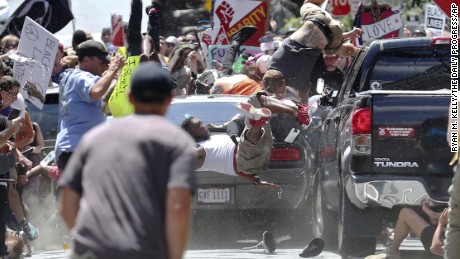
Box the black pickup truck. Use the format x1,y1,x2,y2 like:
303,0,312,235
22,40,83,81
309,37,452,258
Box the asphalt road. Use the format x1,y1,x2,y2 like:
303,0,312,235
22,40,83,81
28,210,442,259
30,243,440,259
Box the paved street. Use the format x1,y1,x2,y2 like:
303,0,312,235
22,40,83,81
30,241,439,259
23,209,443,259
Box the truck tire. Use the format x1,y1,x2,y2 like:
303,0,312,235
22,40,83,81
311,169,338,250
338,186,377,258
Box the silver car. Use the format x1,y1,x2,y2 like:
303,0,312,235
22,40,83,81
166,94,314,212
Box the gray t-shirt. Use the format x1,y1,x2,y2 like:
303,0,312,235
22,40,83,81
59,114,197,259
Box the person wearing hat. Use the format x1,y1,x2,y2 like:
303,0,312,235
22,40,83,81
59,61,196,259
268,0,361,104
55,40,125,171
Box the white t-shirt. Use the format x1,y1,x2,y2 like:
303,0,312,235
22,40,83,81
198,135,236,176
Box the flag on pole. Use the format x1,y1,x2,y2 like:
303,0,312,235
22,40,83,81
0,0,74,38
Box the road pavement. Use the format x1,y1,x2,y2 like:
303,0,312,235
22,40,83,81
29,239,440,259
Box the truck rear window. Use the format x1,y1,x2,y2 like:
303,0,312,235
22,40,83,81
368,47,450,91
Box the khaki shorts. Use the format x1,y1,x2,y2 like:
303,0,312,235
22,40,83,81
236,92,273,175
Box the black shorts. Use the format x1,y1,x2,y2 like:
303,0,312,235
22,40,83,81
420,225,437,252
268,38,321,93
57,152,73,171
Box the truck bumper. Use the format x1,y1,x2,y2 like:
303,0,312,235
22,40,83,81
352,180,446,209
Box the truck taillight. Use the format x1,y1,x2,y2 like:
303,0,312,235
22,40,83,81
352,108,372,155
431,37,451,45
352,108,372,135
270,148,301,161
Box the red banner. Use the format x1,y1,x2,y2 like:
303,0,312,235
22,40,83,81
434,0,459,17
328,0,351,16
203,0,268,47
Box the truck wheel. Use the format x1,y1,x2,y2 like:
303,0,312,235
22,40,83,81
338,187,377,258
311,170,338,249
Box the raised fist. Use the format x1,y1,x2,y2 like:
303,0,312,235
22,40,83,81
202,33,212,46
216,1,235,27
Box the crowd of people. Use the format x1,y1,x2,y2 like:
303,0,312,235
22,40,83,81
0,0,455,258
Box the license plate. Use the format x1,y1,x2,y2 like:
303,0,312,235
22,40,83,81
197,188,232,204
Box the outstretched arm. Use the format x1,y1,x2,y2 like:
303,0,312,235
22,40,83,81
334,42,359,57
236,172,279,189
166,188,192,259
60,187,81,230
343,28,362,40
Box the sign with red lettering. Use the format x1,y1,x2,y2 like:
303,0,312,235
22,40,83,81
378,127,415,138
327,0,351,16
200,0,268,47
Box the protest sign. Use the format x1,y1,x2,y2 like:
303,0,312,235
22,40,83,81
358,0,404,41
108,48,139,117
424,4,446,36
200,0,268,48
207,45,261,68
13,16,58,109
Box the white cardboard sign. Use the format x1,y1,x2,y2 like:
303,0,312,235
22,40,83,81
424,4,446,36
361,13,403,41
13,16,59,109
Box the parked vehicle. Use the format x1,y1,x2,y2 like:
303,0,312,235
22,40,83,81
28,85,59,147
310,37,452,257
166,94,315,212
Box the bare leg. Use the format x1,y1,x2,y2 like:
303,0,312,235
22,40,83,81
8,186,25,223
388,208,430,255
257,94,298,116
244,126,263,145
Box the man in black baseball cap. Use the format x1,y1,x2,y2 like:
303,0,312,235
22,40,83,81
129,61,176,106
55,40,125,172
59,59,196,259
77,40,111,65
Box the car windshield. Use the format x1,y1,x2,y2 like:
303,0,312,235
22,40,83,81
368,47,451,91
166,101,241,127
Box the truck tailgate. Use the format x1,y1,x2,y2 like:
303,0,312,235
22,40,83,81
372,93,451,175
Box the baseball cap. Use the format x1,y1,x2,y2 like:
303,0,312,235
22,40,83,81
165,36,180,46
130,62,177,102
77,40,110,64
